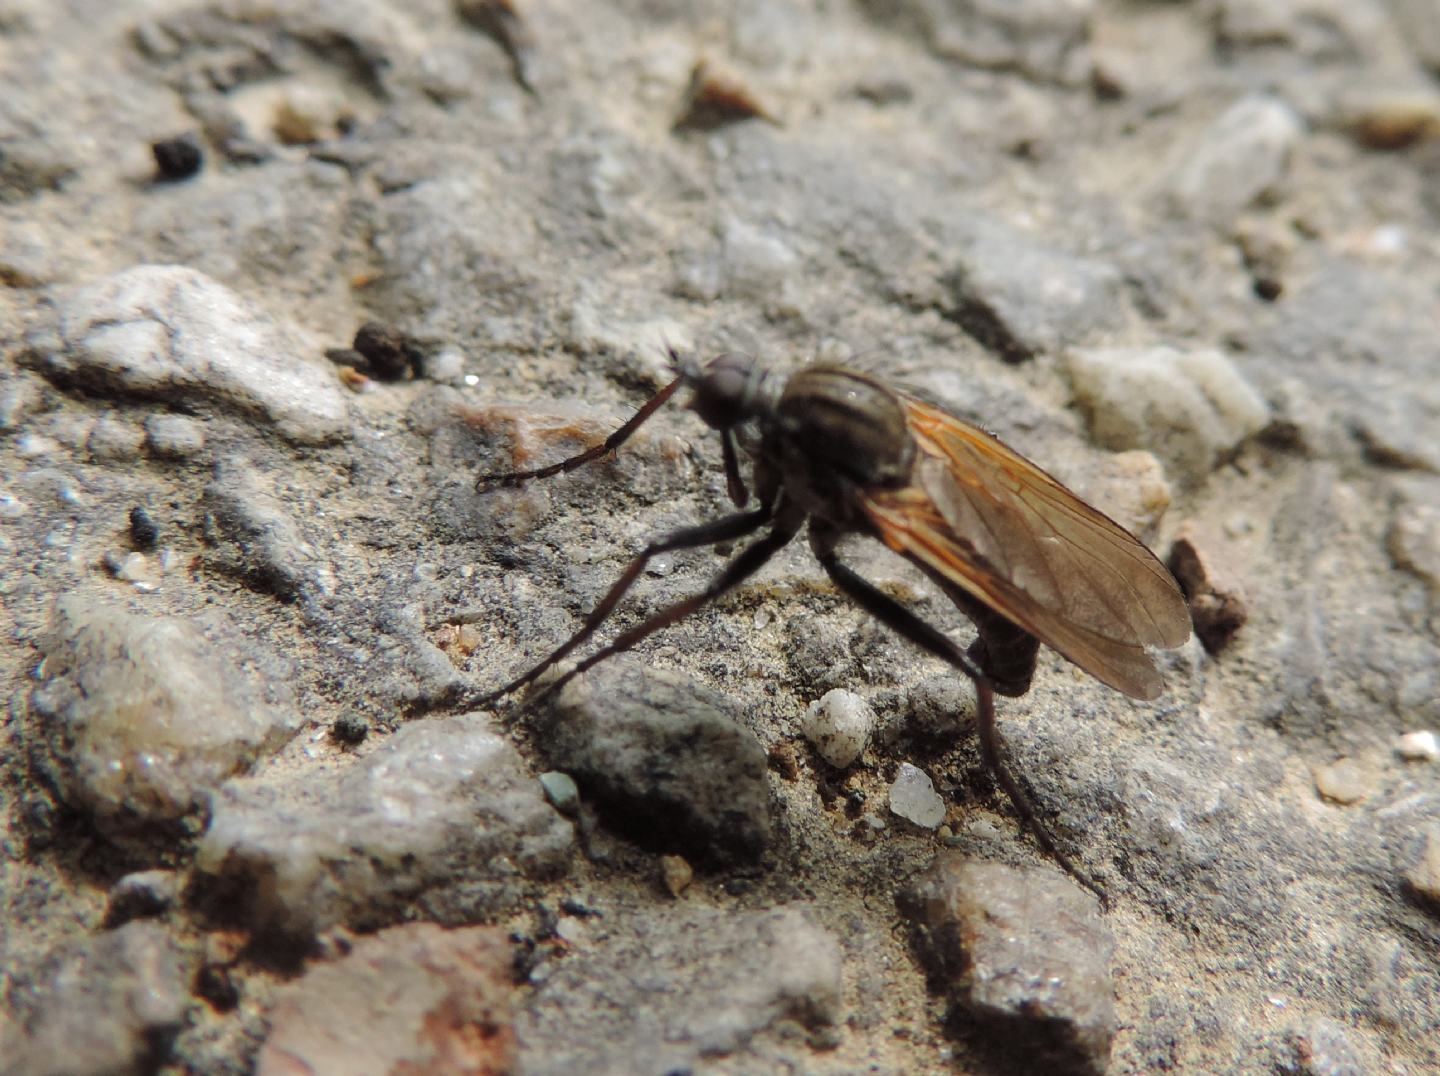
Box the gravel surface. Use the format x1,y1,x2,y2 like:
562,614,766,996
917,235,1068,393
3,1,1439,1073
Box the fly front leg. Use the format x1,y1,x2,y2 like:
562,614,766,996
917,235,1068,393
808,524,1106,903
477,377,683,489
476,502,776,706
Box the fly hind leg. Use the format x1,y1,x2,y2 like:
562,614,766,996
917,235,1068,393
809,524,1106,904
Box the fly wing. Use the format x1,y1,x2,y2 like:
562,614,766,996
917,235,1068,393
859,396,1192,700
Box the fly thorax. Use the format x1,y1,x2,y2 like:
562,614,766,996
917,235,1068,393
769,367,915,512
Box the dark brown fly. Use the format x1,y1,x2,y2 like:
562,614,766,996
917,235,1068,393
474,351,1192,899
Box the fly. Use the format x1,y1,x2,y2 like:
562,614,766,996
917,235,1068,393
474,350,1193,899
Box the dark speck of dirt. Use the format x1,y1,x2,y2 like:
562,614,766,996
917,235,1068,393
129,505,159,550
331,712,370,746
151,135,203,181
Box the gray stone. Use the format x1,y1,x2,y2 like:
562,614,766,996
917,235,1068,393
539,770,580,817
518,904,842,1075
541,658,773,864
0,377,44,433
1218,0,1414,64
1403,827,1440,907
907,675,974,742
906,856,1115,1074
27,593,302,839
1066,346,1271,482
861,0,1096,85
941,218,1127,362
674,216,801,313
1281,1018,1374,1076
196,713,574,936
1162,95,1304,225
1388,480,1440,590
0,101,79,203
38,264,349,444
1389,0,1440,71
132,159,353,289
1118,750,1232,868
202,456,331,602
1,922,193,1076
85,416,145,461
143,413,207,458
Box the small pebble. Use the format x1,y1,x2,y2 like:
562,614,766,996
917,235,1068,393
144,414,207,459
675,58,775,131
1404,829,1440,907
152,134,203,181
1396,731,1439,762
1313,758,1373,805
104,551,161,591
661,854,694,898
87,417,145,461
352,321,421,381
17,433,60,459
554,916,587,945
1339,89,1440,151
434,622,481,660
889,763,946,829
538,771,580,817
105,870,180,926
129,506,159,550
800,689,876,769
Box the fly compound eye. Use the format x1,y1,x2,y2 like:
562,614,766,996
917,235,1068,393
688,352,759,430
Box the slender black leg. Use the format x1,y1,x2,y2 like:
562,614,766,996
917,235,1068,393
721,429,749,508
812,532,1107,903
530,507,805,704
477,377,684,489
476,504,775,706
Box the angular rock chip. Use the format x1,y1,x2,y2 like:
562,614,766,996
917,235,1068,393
1,922,194,1076
1388,480,1440,591
202,456,330,602
862,0,1096,86
1066,346,1270,482
1404,828,1440,909
28,594,302,840
906,856,1115,1075
144,413,207,459
889,763,946,829
257,923,517,1076
518,904,842,1074
37,264,348,444
197,713,573,937
541,658,773,864
1168,523,1249,653
1162,95,1303,225
942,219,1126,363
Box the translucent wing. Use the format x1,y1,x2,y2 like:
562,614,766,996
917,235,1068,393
859,396,1191,700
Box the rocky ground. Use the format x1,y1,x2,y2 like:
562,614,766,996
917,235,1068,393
3,1,1440,1073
